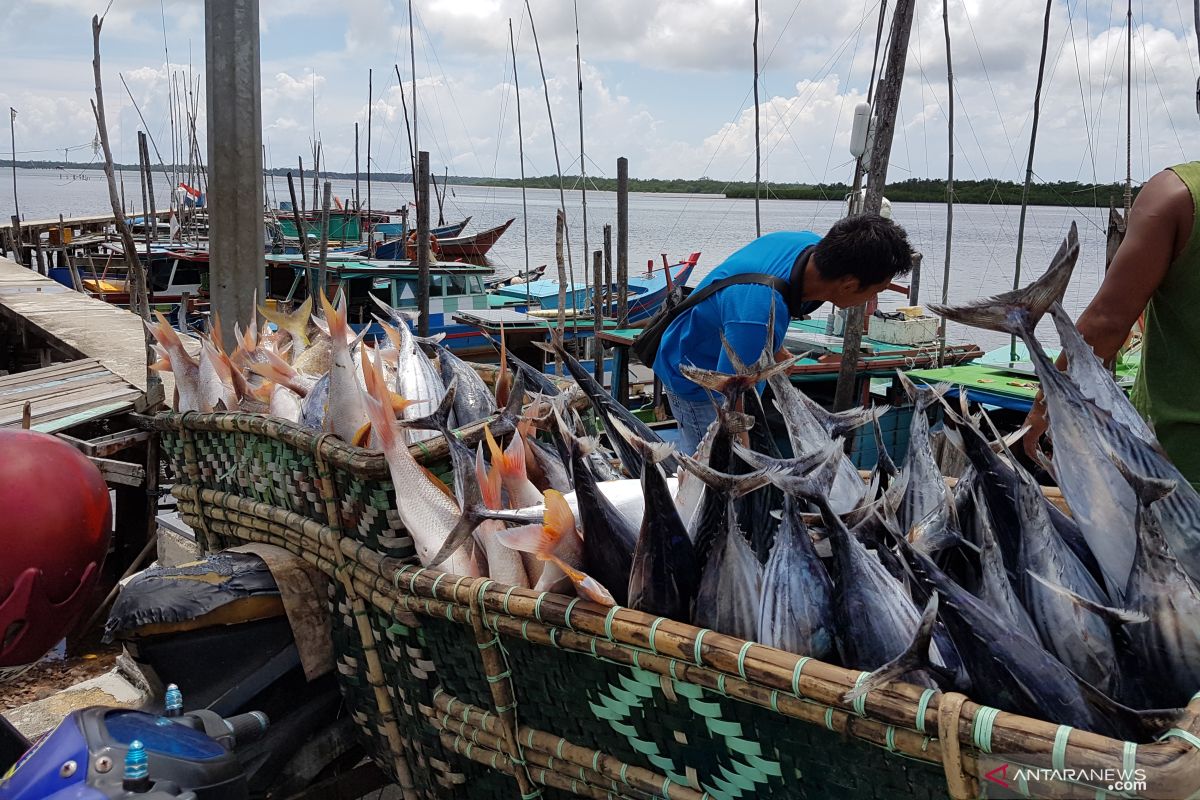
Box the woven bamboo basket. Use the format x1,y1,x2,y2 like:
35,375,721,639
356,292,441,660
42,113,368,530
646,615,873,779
148,408,1200,800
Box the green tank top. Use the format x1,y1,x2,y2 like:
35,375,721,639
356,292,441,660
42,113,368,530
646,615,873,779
1130,161,1200,488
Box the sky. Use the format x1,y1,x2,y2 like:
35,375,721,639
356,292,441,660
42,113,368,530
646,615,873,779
1,0,1198,188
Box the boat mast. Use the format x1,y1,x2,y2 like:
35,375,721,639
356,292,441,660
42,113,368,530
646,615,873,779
1124,0,1133,216
937,0,955,367
510,18,532,310
409,0,418,208
1009,0,1053,364
392,64,418,211
526,0,576,314
833,0,917,411
574,1,589,307
753,0,762,237
366,68,373,255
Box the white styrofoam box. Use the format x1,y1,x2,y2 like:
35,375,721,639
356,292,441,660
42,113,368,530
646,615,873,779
868,313,939,346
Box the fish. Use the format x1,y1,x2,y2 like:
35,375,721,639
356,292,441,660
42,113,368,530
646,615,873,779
377,314,444,444
757,494,836,660
894,373,952,535
693,499,762,640
473,445,531,589
319,291,371,445
198,336,239,412
550,334,679,479
552,408,637,605
864,536,1178,742
422,339,497,426
617,420,700,621
969,483,1040,643
358,346,482,576
259,295,313,358
292,335,332,376
300,373,330,431
498,490,615,605
1113,458,1200,708
485,424,544,509
145,310,202,412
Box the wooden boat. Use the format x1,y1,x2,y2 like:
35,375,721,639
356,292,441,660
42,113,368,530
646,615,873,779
485,264,547,288
370,218,513,261
79,246,210,305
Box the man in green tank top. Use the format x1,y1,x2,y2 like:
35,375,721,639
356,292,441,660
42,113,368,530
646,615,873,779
1024,162,1200,488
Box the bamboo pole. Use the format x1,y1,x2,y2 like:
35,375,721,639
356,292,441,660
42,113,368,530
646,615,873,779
90,13,153,376
408,1,417,178
137,131,154,312
1009,0,1053,363
753,0,762,238
366,69,373,255
526,0,576,312
937,0,955,367
286,171,309,262
141,130,157,242
592,249,603,381
509,19,533,311
833,0,916,411
555,210,566,375
603,223,613,317
318,181,331,298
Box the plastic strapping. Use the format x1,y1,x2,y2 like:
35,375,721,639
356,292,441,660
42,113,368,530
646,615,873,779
647,617,665,654
1122,741,1137,776
972,706,1000,754
1160,728,1200,750
563,597,580,628
503,585,518,615
534,592,548,622
604,606,620,640
736,641,753,680
851,672,870,717
824,707,835,731
694,629,710,665
791,656,811,696
661,776,672,798
915,688,936,734
885,726,897,752
1052,725,1072,772
429,572,447,597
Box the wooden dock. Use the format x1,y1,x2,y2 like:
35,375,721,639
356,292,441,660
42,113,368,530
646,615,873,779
0,256,184,411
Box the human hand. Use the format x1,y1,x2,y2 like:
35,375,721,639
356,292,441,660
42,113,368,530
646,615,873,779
1022,395,1050,461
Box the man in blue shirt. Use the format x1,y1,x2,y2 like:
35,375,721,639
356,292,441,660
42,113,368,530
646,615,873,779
653,214,914,454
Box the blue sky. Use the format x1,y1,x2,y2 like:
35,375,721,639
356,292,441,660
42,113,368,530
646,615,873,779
1,0,1198,186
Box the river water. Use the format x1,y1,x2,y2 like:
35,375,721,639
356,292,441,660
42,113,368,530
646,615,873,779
6,168,1113,350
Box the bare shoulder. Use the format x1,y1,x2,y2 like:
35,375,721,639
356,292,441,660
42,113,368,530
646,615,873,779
1131,168,1194,259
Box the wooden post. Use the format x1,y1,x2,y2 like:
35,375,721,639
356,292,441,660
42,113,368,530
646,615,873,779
60,215,83,292
616,156,629,323
603,223,612,316
554,210,566,375
298,156,306,223
286,171,309,262
592,249,603,381
141,132,157,242
416,150,431,337
833,0,916,411
33,233,45,275
10,215,23,266
318,181,331,298
137,131,153,306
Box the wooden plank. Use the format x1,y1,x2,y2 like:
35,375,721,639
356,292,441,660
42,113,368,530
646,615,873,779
0,362,109,390
57,428,151,458
0,372,126,405
0,375,128,412
88,456,146,487
0,385,142,427
32,401,138,434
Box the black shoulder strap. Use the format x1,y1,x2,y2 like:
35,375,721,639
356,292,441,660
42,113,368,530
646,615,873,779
671,272,789,316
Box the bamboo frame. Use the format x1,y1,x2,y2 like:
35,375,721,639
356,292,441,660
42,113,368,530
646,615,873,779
162,409,1200,800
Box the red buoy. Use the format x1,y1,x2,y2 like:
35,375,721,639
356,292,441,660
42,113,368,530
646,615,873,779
0,429,111,666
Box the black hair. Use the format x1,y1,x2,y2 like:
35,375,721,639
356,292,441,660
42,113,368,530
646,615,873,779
813,213,914,288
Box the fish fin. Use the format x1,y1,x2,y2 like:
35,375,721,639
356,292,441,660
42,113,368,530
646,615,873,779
677,453,771,498
209,310,225,354
394,378,457,432
493,523,549,555
477,444,503,510
248,349,308,396
1109,452,1177,507
351,422,373,448
929,222,1079,334
872,414,897,479
483,423,504,464
542,490,575,554
318,290,347,343
498,425,530,482
549,556,617,606
359,347,399,452
250,381,274,404
149,344,172,372
844,593,942,704
718,330,749,374
1025,570,1148,624
608,416,676,466
679,358,793,399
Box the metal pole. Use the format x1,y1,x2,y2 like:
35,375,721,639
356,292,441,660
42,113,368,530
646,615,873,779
417,150,431,337
366,68,373,254
204,0,264,346
8,108,18,223
937,0,955,367
753,0,762,237
510,19,532,310
1009,0,1053,363
354,122,361,241
409,1,418,173
616,157,629,323
833,0,916,411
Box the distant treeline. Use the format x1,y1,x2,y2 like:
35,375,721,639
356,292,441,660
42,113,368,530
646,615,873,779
6,161,1136,207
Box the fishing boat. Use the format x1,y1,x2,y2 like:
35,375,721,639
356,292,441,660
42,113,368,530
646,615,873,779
485,263,546,288
369,218,514,260
76,245,210,305
491,252,699,324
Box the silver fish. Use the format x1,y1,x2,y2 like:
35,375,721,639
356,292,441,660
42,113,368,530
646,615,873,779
757,494,836,660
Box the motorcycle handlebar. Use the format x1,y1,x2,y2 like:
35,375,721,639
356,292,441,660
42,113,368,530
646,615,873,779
221,711,270,747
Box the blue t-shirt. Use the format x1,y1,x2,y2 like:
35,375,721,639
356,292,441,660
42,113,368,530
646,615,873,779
654,231,824,402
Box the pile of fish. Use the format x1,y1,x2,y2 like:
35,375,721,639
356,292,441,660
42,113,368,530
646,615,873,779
151,227,1200,742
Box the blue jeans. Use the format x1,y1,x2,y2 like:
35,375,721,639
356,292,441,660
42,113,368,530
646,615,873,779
667,390,719,457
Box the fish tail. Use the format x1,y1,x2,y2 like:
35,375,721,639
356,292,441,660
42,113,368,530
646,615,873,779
477,444,503,510
499,425,530,481
608,416,676,466
1109,452,1177,508
549,555,617,606
1026,570,1148,624
844,593,942,705
259,296,312,346
678,452,771,498
359,347,399,451
318,290,348,344
930,221,1079,334
395,378,456,436
147,309,186,353
680,358,793,397
248,350,307,397
209,311,226,354
149,344,172,372
542,490,574,555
